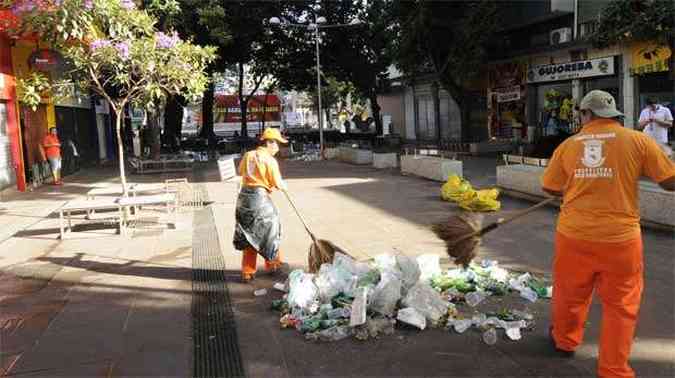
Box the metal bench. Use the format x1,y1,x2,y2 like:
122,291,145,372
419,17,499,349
117,193,178,235
59,198,122,239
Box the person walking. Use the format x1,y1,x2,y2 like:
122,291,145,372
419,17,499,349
233,128,288,282
42,127,63,185
541,90,675,378
638,97,673,157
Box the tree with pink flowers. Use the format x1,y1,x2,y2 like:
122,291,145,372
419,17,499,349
4,0,216,194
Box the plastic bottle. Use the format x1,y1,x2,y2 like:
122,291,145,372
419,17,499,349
482,327,497,345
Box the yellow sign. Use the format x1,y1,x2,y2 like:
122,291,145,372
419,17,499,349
629,42,671,76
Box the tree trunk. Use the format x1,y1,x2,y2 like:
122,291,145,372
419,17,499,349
114,108,128,197
325,107,333,128
370,92,383,135
238,62,248,137
149,111,161,160
164,96,184,152
458,96,472,142
200,81,215,139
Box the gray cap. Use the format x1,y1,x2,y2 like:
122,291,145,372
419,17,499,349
578,90,623,118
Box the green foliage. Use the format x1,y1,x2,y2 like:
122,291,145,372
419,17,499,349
15,73,51,111
590,0,674,47
9,0,216,113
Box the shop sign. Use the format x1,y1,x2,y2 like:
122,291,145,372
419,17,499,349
629,42,671,76
527,57,615,83
495,86,521,103
28,49,63,72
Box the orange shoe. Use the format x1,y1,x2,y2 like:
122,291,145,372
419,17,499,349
241,273,255,283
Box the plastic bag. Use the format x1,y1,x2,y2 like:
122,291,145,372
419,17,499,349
334,252,371,279
350,287,369,326
401,283,449,324
314,263,357,301
287,270,319,311
417,254,441,283
395,254,421,294
374,254,398,272
441,175,473,202
458,188,501,212
397,307,426,330
368,269,402,316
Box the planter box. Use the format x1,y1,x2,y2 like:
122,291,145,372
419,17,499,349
373,153,398,169
400,155,463,182
497,164,675,228
324,147,340,160
338,147,373,165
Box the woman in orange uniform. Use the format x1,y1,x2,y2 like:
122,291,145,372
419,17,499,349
233,128,288,282
542,90,675,378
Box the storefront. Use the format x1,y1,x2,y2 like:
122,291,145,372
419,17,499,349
629,42,673,142
488,62,528,141
527,55,621,140
55,83,98,175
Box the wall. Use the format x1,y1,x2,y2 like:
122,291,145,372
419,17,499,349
0,35,24,190
377,91,404,136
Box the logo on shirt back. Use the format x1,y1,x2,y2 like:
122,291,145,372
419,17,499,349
581,140,606,168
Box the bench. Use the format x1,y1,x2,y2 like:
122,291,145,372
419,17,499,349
117,193,178,235
59,198,122,239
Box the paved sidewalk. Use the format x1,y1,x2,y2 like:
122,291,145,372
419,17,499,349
214,158,674,378
0,168,196,377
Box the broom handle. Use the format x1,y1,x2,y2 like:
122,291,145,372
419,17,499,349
282,189,318,243
454,197,557,244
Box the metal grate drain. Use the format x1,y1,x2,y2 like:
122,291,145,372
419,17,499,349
192,208,245,378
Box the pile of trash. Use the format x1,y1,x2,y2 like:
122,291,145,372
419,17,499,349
270,252,552,344
441,175,501,212
290,151,322,161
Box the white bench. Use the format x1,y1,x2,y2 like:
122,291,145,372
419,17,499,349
117,193,178,235
59,198,122,239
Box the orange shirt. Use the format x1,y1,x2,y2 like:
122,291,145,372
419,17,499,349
542,118,675,242
42,134,61,158
239,147,284,192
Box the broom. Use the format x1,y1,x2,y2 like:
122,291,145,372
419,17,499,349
282,190,351,273
432,197,557,267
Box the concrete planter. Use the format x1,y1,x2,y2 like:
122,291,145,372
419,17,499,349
338,147,373,165
372,153,398,169
497,164,675,228
324,147,340,160
400,155,463,182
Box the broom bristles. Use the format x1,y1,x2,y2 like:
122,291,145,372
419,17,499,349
432,213,483,268
308,239,351,273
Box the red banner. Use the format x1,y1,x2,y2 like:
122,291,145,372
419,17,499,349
214,94,281,123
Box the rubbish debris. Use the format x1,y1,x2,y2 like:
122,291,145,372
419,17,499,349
482,327,498,345
271,255,552,344
397,308,427,330
440,175,501,212
401,283,448,325
350,287,369,327
254,289,268,297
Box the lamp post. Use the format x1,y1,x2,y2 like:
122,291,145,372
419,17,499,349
269,16,361,158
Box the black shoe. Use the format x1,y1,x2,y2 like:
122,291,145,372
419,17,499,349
549,326,575,358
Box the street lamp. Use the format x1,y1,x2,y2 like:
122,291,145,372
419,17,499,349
269,15,362,158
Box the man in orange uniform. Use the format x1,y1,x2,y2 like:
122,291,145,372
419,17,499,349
542,90,675,378
42,127,63,185
233,128,288,282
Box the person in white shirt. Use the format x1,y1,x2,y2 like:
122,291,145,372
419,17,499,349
639,97,672,139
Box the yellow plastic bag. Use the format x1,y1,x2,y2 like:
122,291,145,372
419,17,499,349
458,188,501,212
441,175,473,202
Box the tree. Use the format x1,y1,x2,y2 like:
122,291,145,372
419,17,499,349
319,0,397,135
9,0,215,195
196,0,286,137
590,0,674,80
395,0,499,141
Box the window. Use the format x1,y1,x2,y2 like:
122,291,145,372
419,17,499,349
415,96,436,141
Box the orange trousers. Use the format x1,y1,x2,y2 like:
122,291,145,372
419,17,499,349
552,232,643,378
241,247,282,277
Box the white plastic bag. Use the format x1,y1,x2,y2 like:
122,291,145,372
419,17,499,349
395,254,421,294
333,252,371,278
401,282,448,324
350,286,369,326
368,269,402,316
374,254,398,272
397,307,426,330
314,263,357,301
287,270,319,311
417,254,441,283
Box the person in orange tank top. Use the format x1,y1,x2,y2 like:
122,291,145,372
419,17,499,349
42,127,63,185
542,90,675,378
233,128,288,282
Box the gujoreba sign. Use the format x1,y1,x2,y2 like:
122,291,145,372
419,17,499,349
527,57,615,83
